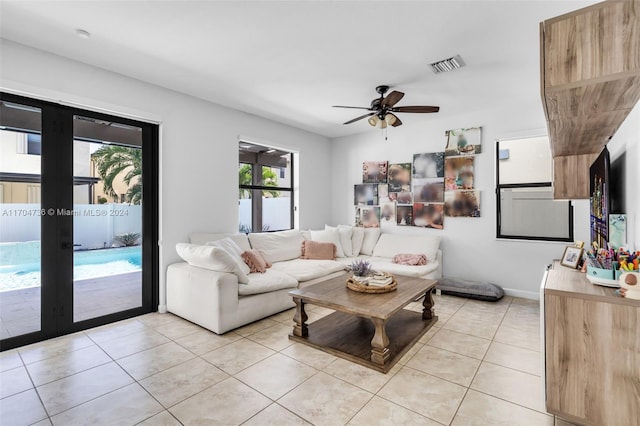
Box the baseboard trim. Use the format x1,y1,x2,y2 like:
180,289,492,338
502,288,540,300
157,304,167,313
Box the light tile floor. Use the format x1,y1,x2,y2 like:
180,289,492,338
0,294,579,425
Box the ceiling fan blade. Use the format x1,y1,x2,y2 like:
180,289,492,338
333,105,371,110
382,91,405,107
392,106,440,113
387,113,402,127
343,112,374,125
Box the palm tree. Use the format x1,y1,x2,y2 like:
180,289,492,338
91,146,142,204
239,164,280,198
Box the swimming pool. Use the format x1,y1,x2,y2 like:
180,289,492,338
0,243,142,292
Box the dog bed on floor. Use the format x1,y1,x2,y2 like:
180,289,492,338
436,277,504,301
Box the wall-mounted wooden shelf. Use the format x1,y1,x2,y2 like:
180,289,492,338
540,0,640,198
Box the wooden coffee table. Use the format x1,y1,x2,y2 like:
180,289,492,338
288,274,438,373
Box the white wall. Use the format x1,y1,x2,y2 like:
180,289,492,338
607,102,640,250
0,131,40,174
0,40,333,310
331,102,591,299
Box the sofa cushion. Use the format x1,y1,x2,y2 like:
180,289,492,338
351,227,365,256
239,270,298,296
301,240,336,260
248,229,304,264
175,243,249,284
271,259,345,282
190,232,251,251
373,233,440,262
206,237,251,275
241,249,272,273
310,228,345,258
437,277,504,301
360,228,381,255
325,225,353,258
368,257,439,278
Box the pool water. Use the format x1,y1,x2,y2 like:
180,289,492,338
0,245,142,292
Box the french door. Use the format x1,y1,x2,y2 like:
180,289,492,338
0,92,158,350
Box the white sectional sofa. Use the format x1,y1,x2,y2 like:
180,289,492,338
167,228,442,334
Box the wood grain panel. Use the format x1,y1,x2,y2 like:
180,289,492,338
543,0,640,87
289,275,436,320
546,261,640,308
289,309,437,373
553,153,598,199
545,294,640,426
541,0,640,190
544,74,640,120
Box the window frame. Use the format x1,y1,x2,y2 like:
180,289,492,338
495,141,574,242
239,144,294,233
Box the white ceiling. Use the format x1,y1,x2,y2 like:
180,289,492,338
0,0,596,138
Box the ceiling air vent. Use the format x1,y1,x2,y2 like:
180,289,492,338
429,55,465,74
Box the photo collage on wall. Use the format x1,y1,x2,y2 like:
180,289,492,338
443,127,481,218
353,127,482,229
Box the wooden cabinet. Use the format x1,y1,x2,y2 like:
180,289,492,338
552,153,598,199
540,0,640,199
542,262,640,426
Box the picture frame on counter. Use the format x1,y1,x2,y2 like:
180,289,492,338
561,245,583,269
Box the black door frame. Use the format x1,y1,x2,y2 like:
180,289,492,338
0,92,159,351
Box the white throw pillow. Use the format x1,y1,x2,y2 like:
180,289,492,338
360,228,381,255
325,225,353,258
205,238,251,275
310,228,344,257
175,243,249,284
372,233,441,261
300,230,312,241
248,229,304,264
351,227,365,257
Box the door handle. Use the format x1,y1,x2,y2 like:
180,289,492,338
61,242,73,249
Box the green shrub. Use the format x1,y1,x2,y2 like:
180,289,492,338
114,232,141,246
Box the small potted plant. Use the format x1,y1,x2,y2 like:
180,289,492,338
349,259,372,278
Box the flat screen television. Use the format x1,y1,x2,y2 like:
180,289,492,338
590,147,610,248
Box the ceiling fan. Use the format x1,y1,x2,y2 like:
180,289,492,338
333,85,440,128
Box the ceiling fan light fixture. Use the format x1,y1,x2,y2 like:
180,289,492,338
379,120,387,129
368,115,379,127
384,114,397,126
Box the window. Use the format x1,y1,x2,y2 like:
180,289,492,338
496,136,573,241
16,133,42,155
27,134,42,155
239,142,294,233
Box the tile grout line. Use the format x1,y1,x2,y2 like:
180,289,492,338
9,299,544,426
445,296,515,425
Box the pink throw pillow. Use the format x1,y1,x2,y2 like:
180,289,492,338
301,240,336,260
241,249,272,273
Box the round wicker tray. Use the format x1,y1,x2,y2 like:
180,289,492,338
346,273,397,294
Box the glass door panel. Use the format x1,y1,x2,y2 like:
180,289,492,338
72,116,143,322
0,102,43,339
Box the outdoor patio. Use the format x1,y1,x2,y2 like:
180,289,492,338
0,271,142,340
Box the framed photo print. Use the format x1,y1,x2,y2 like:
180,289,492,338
396,205,413,226
444,190,480,217
413,203,444,229
561,245,583,269
444,127,482,156
354,184,378,206
355,206,380,228
413,152,444,179
388,163,412,191
362,161,388,183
